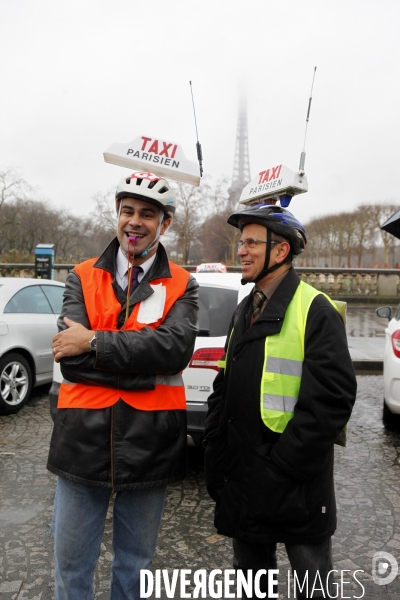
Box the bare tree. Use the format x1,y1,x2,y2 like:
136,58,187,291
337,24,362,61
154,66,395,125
361,202,399,266
0,168,31,211
199,180,241,265
304,216,335,266
336,212,355,267
168,181,211,264
352,206,373,267
91,189,117,235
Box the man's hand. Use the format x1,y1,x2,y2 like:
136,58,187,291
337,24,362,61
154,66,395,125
52,317,94,363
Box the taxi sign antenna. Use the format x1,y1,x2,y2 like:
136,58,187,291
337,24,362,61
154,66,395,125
299,66,317,174
189,81,203,177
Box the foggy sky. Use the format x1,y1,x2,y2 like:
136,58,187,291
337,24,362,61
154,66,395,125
1,0,399,226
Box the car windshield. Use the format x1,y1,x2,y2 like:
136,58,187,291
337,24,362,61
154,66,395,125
198,286,238,337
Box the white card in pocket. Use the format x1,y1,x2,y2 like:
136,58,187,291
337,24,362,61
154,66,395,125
137,284,166,324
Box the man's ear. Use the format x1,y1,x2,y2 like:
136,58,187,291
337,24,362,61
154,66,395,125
160,217,172,235
275,241,291,264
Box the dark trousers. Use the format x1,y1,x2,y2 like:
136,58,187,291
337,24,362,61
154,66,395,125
233,537,333,599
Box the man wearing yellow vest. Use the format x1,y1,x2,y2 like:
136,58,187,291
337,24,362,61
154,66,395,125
47,171,198,600
204,203,356,599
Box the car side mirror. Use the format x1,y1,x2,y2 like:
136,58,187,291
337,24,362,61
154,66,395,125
376,306,392,322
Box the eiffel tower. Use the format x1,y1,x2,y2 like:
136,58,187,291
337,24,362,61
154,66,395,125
229,99,251,203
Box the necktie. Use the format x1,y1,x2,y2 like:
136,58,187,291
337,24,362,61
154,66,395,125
125,266,143,295
252,290,266,321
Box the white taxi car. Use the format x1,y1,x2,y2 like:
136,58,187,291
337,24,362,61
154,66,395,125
376,305,400,429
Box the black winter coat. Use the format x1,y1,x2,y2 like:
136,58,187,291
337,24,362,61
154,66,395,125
47,240,199,490
204,268,357,544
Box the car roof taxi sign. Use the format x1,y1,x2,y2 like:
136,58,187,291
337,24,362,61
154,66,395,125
104,135,201,187
239,164,308,207
240,67,316,208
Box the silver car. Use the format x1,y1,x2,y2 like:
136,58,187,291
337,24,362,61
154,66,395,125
0,277,65,415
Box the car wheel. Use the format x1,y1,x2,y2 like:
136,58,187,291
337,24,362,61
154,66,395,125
382,397,400,431
0,353,33,415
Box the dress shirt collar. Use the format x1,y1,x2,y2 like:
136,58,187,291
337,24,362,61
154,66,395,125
254,268,290,302
116,247,157,288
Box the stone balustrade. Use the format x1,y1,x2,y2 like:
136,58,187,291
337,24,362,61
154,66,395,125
1,264,400,298
185,265,400,298
296,267,400,297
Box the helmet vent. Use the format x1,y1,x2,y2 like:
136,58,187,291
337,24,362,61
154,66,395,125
125,178,131,184
148,181,157,189
158,186,169,194
135,178,143,186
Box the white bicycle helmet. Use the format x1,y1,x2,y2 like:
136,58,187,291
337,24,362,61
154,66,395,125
115,171,176,217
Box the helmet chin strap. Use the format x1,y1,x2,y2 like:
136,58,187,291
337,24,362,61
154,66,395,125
241,229,285,285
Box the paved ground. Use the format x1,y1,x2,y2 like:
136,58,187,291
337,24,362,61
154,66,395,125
1,376,400,599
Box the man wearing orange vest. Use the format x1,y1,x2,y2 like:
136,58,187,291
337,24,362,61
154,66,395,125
47,171,199,600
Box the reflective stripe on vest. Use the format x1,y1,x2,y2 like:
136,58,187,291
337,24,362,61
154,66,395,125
58,259,190,411
261,281,337,433
59,374,186,411
217,329,234,372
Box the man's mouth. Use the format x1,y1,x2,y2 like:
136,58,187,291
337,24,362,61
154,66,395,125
125,232,146,240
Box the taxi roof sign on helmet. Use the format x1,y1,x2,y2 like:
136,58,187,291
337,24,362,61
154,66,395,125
239,164,308,208
104,84,204,187
239,67,317,209
228,67,316,284
104,135,201,187
115,172,176,218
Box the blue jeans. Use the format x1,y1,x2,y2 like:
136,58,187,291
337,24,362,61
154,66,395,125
233,537,333,599
51,477,167,600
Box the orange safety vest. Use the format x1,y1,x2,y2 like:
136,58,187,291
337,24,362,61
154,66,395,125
58,259,190,411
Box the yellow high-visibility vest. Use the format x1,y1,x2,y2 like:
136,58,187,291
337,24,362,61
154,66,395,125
219,281,341,434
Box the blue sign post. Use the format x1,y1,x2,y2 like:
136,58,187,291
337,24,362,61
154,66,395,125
34,244,55,279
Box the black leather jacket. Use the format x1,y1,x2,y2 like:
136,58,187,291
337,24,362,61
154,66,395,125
204,268,356,544
47,240,199,490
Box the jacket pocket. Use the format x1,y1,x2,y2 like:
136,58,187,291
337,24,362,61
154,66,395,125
249,445,309,524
